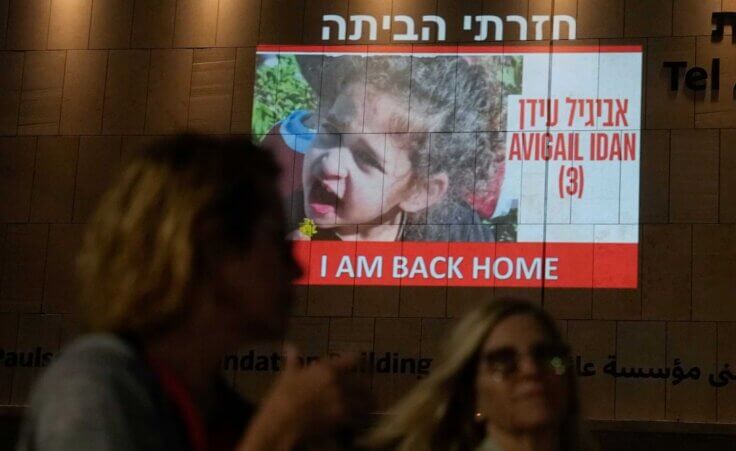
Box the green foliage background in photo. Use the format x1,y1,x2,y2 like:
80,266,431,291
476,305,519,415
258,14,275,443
252,54,317,142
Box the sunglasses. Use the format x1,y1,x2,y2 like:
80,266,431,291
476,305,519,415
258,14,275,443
481,342,570,378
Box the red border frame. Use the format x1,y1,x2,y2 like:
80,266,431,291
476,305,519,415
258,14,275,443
256,44,643,54
257,42,642,288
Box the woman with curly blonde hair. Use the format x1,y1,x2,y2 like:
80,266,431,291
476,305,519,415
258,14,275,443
18,135,364,451
366,298,591,451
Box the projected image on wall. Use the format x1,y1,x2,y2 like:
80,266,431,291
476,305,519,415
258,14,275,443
253,45,642,289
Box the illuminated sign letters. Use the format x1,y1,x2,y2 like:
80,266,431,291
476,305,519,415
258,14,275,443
321,14,577,42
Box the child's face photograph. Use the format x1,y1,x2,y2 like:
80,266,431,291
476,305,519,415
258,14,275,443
254,51,516,242
302,83,431,231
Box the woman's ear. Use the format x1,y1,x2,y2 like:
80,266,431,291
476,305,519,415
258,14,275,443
398,172,449,213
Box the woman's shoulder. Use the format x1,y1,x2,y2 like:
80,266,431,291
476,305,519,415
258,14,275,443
25,333,166,424
27,333,155,410
18,334,179,450
57,332,137,359
42,333,142,379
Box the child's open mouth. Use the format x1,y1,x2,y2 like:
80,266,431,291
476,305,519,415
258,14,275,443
309,181,340,216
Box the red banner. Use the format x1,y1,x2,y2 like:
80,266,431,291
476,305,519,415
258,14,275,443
292,241,637,289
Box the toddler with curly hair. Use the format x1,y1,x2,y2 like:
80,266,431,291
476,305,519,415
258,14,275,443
293,54,508,242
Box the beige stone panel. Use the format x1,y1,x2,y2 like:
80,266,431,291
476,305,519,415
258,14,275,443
420,318,453,359
328,316,374,387
447,287,494,318
302,0,348,44
615,321,666,420
375,317,420,356
373,317,421,408
1,224,48,303
493,287,542,304
694,37,736,128
6,0,51,50
345,0,392,44
725,0,736,35
145,49,193,134
480,0,530,41
286,316,329,356
215,0,260,46
526,0,570,15
131,0,176,48
231,47,255,134
47,0,92,49
89,0,134,49
188,48,236,134
307,285,353,316
568,320,615,419
726,0,736,19
43,224,84,314
478,0,536,37
102,50,150,135
59,313,81,347
0,137,35,223
543,288,592,320
641,225,691,321
353,286,399,317
528,0,578,41
73,136,121,223
419,319,451,381
0,0,8,49
259,0,304,44
0,299,42,314
329,317,374,353
399,286,446,318
624,0,672,37
576,0,623,38
173,0,218,48
391,0,438,42
232,340,281,402
0,312,19,404
526,0,577,41
665,321,717,421
290,284,307,316
592,288,641,320
121,135,160,163
722,130,736,223
18,51,66,135
692,225,736,321
372,371,419,410
393,0,437,17
30,137,78,222
716,323,736,421
556,319,568,340
437,0,482,43
673,0,721,36
0,224,4,288
669,129,718,223
639,130,670,224
10,314,62,404
0,52,23,135
645,37,695,129
60,50,107,135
